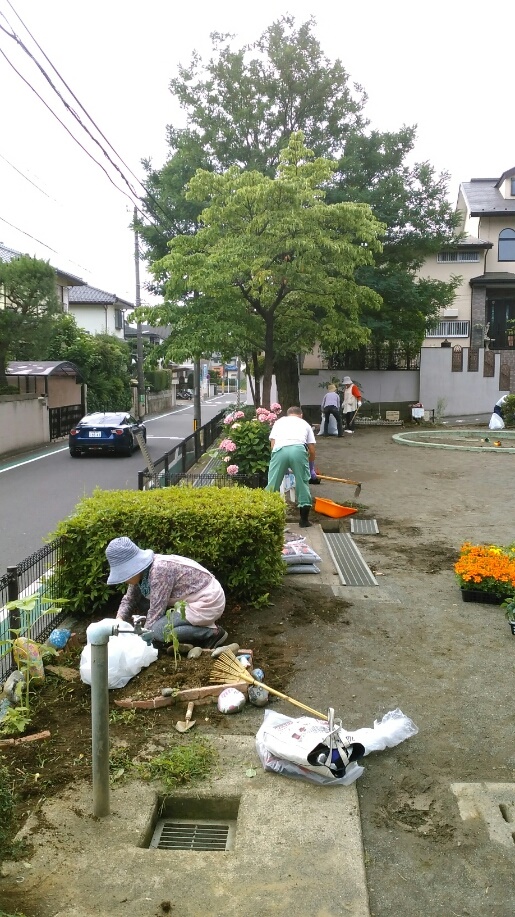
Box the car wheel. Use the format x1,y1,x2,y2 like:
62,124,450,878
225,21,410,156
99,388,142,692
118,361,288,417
69,448,81,457
121,437,133,457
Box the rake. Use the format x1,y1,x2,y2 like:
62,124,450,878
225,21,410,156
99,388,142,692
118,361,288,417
210,652,326,719
316,474,362,498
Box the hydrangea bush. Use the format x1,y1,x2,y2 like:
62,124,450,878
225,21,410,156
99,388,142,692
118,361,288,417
217,403,282,477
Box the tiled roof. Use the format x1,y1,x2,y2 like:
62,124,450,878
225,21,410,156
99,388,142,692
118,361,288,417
461,179,515,216
0,242,84,284
443,235,492,249
470,272,515,285
68,285,133,308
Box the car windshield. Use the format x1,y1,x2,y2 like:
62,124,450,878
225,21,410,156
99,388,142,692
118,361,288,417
80,414,126,426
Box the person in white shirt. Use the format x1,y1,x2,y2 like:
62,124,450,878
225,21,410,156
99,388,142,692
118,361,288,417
266,406,316,527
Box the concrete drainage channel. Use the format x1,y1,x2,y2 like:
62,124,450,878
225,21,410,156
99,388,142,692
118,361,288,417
146,795,239,851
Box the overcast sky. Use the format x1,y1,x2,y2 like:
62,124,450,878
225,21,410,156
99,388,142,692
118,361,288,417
0,0,512,305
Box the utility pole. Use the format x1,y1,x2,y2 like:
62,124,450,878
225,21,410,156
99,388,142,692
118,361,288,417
134,208,145,423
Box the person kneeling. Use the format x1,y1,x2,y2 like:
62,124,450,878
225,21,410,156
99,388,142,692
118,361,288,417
105,537,228,649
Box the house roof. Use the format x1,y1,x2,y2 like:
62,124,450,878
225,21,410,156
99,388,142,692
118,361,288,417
470,272,515,286
443,234,492,249
7,360,84,380
0,243,85,286
68,284,133,309
460,178,515,217
123,322,170,340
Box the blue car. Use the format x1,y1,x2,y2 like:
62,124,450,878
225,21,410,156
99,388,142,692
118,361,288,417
69,412,146,457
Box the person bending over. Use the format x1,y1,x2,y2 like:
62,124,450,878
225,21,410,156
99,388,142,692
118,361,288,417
265,406,316,528
105,536,228,649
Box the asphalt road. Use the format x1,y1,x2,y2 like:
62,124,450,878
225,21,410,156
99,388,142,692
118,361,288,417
0,394,234,572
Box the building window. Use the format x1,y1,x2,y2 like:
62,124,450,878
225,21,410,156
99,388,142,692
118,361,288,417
511,177,515,196
114,308,123,330
498,229,515,261
426,320,470,338
437,251,479,263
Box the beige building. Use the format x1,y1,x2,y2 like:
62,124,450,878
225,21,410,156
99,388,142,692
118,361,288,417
419,167,515,358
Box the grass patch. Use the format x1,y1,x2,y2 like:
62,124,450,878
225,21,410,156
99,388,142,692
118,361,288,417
136,737,218,792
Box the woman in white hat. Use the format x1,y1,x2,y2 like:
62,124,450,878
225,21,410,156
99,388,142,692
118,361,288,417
105,537,228,649
342,377,362,433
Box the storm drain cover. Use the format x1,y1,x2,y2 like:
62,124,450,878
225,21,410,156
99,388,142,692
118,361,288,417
150,819,232,851
350,518,379,535
323,533,378,586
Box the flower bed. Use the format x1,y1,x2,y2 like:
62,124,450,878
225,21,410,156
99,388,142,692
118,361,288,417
454,542,515,601
216,403,282,478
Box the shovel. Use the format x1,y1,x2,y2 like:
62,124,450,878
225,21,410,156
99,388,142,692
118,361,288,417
174,701,196,733
316,474,362,498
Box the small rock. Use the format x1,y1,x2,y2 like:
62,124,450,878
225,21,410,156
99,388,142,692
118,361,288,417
251,668,265,682
211,642,239,659
217,687,246,713
161,687,175,697
236,654,251,668
248,684,269,707
187,646,203,659
178,643,194,654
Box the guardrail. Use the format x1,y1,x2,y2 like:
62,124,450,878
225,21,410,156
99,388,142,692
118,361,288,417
138,410,225,490
1,539,66,682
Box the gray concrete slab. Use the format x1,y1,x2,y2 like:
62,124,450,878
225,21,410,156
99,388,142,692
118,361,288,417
3,735,370,917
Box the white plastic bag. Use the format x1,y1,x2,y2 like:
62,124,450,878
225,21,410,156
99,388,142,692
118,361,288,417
80,622,158,689
346,708,419,756
489,412,505,430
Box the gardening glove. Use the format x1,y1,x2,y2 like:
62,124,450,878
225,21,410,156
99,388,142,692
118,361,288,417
357,401,362,407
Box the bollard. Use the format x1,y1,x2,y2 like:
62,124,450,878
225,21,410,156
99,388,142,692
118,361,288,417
86,620,119,818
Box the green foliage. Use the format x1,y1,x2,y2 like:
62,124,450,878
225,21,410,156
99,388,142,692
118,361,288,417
162,600,187,669
501,596,515,622
0,255,60,385
501,394,515,427
136,737,218,791
45,314,132,412
49,486,286,613
0,762,15,853
216,407,279,476
146,368,171,393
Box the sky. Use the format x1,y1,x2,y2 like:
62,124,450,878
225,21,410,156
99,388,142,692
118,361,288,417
0,0,513,306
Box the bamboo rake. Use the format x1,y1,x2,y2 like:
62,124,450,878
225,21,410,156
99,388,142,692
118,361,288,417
210,652,326,720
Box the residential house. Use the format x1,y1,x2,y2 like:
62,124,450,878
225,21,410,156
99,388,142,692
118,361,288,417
68,285,132,338
419,167,515,369
0,242,85,306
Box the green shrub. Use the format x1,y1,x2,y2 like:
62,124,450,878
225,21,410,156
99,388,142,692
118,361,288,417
215,405,281,477
146,369,171,393
501,393,515,427
50,486,286,613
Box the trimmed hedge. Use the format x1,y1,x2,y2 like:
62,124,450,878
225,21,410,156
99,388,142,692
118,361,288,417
50,486,286,613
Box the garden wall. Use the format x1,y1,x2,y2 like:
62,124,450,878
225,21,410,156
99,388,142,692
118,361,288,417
0,395,49,456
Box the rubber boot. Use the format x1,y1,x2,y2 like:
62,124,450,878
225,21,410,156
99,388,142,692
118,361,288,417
299,505,312,528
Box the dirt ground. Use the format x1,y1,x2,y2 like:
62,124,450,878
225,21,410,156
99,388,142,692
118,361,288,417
3,423,515,916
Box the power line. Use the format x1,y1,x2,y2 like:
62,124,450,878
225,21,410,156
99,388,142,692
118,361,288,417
1,2,179,234
0,150,57,200
0,215,94,274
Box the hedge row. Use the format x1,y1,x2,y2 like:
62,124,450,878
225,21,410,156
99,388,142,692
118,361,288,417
51,486,286,614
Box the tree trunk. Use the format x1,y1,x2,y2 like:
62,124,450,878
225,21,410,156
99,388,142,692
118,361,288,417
251,351,261,407
262,318,275,409
274,354,300,409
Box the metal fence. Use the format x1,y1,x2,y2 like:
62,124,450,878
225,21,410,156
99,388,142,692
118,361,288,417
0,538,66,682
142,471,266,490
138,410,225,490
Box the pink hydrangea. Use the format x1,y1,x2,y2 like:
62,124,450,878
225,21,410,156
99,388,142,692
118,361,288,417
226,464,239,475
224,414,234,424
268,412,278,422
219,438,237,452
233,411,245,419
257,414,268,422
271,402,282,413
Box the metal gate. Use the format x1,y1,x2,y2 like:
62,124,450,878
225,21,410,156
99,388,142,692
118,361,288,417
49,404,84,440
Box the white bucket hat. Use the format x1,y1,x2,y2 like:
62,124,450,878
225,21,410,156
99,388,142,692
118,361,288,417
105,537,154,584
342,376,353,385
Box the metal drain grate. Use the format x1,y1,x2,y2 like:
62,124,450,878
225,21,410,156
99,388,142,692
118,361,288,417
350,518,379,535
150,819,231,851
323,533,378,586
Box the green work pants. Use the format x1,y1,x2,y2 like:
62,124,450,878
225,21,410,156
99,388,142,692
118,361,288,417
265,444,312,508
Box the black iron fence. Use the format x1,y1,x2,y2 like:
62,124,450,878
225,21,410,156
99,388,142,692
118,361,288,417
1,538,66,682
138,410,225,490
142,471,266,490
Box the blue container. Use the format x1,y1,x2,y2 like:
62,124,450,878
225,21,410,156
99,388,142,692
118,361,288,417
47,628,72,649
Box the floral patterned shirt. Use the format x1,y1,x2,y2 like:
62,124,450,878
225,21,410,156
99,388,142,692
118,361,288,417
116,554,213,629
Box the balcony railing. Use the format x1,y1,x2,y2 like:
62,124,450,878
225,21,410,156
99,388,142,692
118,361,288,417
426,320,470,338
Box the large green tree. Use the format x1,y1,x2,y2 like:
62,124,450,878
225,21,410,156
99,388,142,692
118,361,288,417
0,255,60,386
45,314,132,413
138,16,458,398
142,134,384,408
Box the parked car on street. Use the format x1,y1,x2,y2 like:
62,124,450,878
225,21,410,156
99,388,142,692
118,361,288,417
176,389,193,400
69,412,147,457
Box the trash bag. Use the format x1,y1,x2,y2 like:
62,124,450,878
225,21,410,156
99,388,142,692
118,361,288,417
79,624,158,689
489,412,505,430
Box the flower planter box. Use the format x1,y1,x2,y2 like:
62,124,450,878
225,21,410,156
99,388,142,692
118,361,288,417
460,589,505,605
